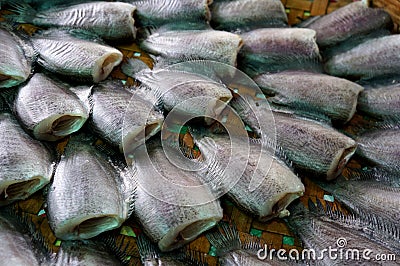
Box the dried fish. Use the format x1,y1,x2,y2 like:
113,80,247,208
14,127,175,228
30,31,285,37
0,112,53,206
194,133,304,221
29,29,123,82
140,29,243,66
272,112,357,180
8,1,137,42
238,28,321,76
53,240,122,266
286,200,398,266
132,140,223,252
357,83,400,121
89,81,163,153
325,35,400,80
135,69,232,124
131,0,211,28
210,0,288,32
0,214,40,266
253,71,364,124
356,129,400,172
304,2,393,47
13,73,89,141
0,26,34,88
47,137,130,240
318,178,400,236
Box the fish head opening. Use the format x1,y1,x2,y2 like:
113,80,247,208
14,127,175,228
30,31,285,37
261,192,302,221
0,73,11,82
51,115,86,137
93,52,122,83
327,144,357,180
76,216,120,239
0,178,41,203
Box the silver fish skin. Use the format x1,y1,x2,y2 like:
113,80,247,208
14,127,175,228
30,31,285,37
9,1,137,42
318,179,400,240
304,2,393,47
30,29,123,82
89,81,163,153
0,27,33,88
140,30,243,66
136,69,232,124
131,0,211,27
132,141,223,252
325,35,400,79
47,138,129,240
13,73,89,141
194,134,304,221
272,112,357,180
238,28,321,76
287,202,398,266
356,129,400,172
53,240,122,266
210,0,288,32
0,214,40,266
0,113,53,206
253,71,364,124
357,83,400,120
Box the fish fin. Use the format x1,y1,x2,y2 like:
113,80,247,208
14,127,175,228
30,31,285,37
182,248,209,266
100,234,131,265
121,58,150,78
6,2,36,24
307,198,318,213
315,198,326,214
136,233,160,263
206,222,241,256
0,87,18,110
66,28,105,43
241,234,263,253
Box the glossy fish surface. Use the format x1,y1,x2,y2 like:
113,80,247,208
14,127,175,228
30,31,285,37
89,81,163,153
194,133,304,221
140,30,243,66
14,73,89,141
254,71,364,124
0,27,34,88
132,140,223,252
30,29,123,82
325,35,400,80
238,28,321,76
47,137,129,240
272,112,357,180
0,112,53,206
9,1,137,42
210,0,287,32
304,1,393,47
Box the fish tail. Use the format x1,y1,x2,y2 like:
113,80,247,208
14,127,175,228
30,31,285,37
206,222,241,256
136,233,160,263
6,2,37,24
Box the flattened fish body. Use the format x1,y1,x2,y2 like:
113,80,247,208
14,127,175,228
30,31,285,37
273,112,357,180
358,83,400,120
140,30,243,66
14,73,89,141
325,35,400,79
210,0,288,32
30,29,123,82
254,71,364,123
132,0,211,27
133,141,223,252
238,28,321,76
0,27,32,88
11,2,137,42
0,215,39,266
305,2,393,47
90,81,163,153
195,134,304,221
0,113,53,206
47,139,127,240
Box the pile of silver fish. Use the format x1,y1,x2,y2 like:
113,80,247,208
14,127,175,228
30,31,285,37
0,0,399,265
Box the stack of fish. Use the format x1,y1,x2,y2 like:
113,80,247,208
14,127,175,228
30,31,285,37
0,0,399,265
